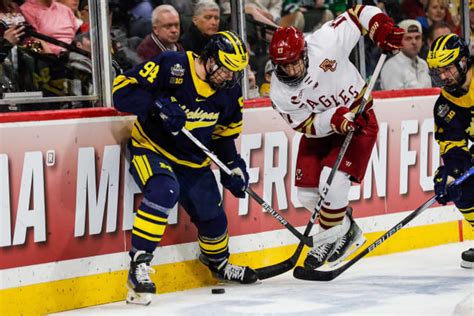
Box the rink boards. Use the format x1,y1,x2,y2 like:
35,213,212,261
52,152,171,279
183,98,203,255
0,90,472,315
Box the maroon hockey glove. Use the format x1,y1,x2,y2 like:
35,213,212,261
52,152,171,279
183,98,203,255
330,107,359,135
368,13,404,52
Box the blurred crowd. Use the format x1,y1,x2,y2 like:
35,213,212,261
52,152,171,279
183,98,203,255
0,0,470,111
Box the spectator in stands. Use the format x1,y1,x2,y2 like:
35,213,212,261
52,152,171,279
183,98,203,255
68,31,91,74
420,20,451,59
0,0,26,62
180,0,220,54
249,0,282,23
136,5,183,61
259,59,272,96
161,0,196,16
57,0,83,30
298,0,333,32
127,0,154,38
380,19,431,90
67,31,93,101
21,0,79,55
401,0,427,19
416,0,457,34
78,1,89,33
220,0,278,27
278,2,306,30
247,65,260,98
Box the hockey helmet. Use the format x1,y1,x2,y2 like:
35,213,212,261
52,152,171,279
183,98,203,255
200,30,249,89
427,34,472,93
269,26,308,86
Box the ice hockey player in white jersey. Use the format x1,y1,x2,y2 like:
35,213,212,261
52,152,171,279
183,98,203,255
269,5,404,270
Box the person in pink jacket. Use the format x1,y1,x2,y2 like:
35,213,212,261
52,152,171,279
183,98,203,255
21,0,78,55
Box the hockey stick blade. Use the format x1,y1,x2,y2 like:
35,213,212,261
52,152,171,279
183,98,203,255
293,196,437,281
256,243,303,280
293,167,474,281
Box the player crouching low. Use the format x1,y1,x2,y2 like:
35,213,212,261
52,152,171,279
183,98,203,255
113,31,258,305
268,5,405,270
426,34,474,269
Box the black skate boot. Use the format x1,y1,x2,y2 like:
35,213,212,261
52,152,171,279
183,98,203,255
461,248,474,269
199,254,259,284
304,242,337,270
327,209,366,266
126,251,156,305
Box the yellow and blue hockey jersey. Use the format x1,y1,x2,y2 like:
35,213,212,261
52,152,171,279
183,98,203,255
433,75,474,171
112,51,244,168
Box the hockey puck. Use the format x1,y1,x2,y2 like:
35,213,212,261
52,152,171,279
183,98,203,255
211,288,225,294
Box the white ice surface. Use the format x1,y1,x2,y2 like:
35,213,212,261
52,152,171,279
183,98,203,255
52,242,474,316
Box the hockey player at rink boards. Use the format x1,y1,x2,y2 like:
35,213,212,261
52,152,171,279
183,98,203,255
112,30,258,305
268,5,404,270
426,34,474,269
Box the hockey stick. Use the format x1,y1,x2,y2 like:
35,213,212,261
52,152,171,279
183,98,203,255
293,166,474,281
255,53,388,280
179,127,314,247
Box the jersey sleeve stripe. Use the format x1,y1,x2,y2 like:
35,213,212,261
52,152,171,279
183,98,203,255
294,113,316,135
112,75,138,94
212,122,243,138
437,139,469,155
347,5,365,33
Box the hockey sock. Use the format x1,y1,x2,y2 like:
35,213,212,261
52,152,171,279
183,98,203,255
319,206,347,230
130,175,179,257
196,212,229,263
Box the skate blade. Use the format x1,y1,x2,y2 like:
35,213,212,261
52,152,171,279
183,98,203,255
460,260,474,269
126,290,153,305
327,235,367,268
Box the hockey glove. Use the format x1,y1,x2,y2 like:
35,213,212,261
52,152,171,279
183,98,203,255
433,166,462,205
221,156,249,199
330,107,366,135
368,13,404,52
155,97,186,135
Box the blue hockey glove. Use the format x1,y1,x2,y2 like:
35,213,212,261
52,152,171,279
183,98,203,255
433,166,462,205
155,97,186,135
221,156,249,199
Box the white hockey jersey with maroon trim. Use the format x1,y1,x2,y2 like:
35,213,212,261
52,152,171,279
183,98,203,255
269,5,381,138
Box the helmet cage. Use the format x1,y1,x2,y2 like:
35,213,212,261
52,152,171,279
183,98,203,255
273,46,308,86
429,58,468,92
205,62,243,89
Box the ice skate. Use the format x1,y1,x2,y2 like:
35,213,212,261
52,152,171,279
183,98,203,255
304,209,353,270
461,248,474,269
126,251,156,305
327,210,366,266
199,254,258,284
304,241,337,270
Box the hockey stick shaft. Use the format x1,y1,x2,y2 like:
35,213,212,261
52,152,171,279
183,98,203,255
256,54,387,280
294,166,474,281
180,127,313,247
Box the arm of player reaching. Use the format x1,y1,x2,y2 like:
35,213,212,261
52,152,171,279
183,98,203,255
332,5,403,54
